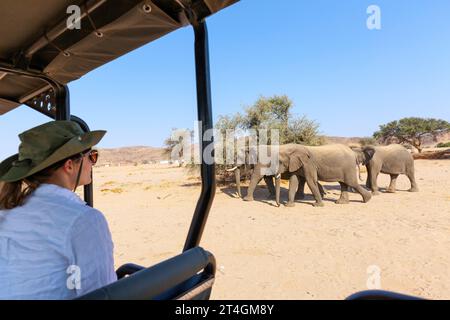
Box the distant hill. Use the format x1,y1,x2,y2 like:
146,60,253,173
97,146,168,166
323,136,364,145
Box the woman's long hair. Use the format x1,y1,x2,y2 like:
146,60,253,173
0,153,84,210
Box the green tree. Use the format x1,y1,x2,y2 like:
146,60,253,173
374,117,450,153
285,116,324,146
213,95,323,182
216,95,322,145
242,95,292,143
215,113,246,135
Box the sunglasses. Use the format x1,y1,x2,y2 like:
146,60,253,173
81,149,99,165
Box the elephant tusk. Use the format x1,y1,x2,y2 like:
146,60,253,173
226,166,238,172
275,173,281,179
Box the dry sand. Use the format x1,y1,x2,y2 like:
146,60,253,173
91,160,450,299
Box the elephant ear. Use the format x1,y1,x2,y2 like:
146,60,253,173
351,147,365,164
363,146,376,161
289,152,310,173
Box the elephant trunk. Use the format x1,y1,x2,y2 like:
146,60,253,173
275,173,281,207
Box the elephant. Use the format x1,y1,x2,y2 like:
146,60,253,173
225,142,278,199
226,164,276,198
227,164,326,200
352,144,419,195
274,144,372,207
241,144,330,207
226,144,326,201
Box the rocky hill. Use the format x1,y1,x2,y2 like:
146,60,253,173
97,146,168,166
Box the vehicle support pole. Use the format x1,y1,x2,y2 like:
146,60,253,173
54,87,94,207
183,21,216,251
54,86,94,207
54,84,70,121
70,115,94,207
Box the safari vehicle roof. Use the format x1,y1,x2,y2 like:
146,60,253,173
0,0,238,115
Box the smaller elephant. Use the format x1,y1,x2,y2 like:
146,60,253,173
352,144,419,195
243,144,324,207
226,164,276,199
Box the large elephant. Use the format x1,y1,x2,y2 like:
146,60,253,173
274,144,373,207
352,144,419,195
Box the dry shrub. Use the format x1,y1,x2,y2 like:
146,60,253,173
101,188,124,194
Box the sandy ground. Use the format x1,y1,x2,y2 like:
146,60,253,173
91,160,450,300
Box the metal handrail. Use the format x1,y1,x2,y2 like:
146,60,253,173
183,20,216,252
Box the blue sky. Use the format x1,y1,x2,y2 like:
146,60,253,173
1,0,449,159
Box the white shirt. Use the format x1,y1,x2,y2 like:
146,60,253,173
0,183,117,299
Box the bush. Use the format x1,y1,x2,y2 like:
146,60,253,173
437,142,450,148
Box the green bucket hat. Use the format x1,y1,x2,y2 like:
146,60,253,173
0,121,106,183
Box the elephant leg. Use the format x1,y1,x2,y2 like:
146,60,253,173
243,167,262,201
407,165,419,192
286,174,299,207
304,174,324,207
336,182,350,204
235,168,241,197
346,179,372,203
365,165,371,189
386,174,399,193
275,174,281,207
264,175,276,199
318,182,326,197
295,176,306,200
369,164,381,195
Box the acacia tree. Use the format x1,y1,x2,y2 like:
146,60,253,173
285,116,324,146
216,95,323,145
374,117,450,153
241,95,292,144
214,95,323,181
